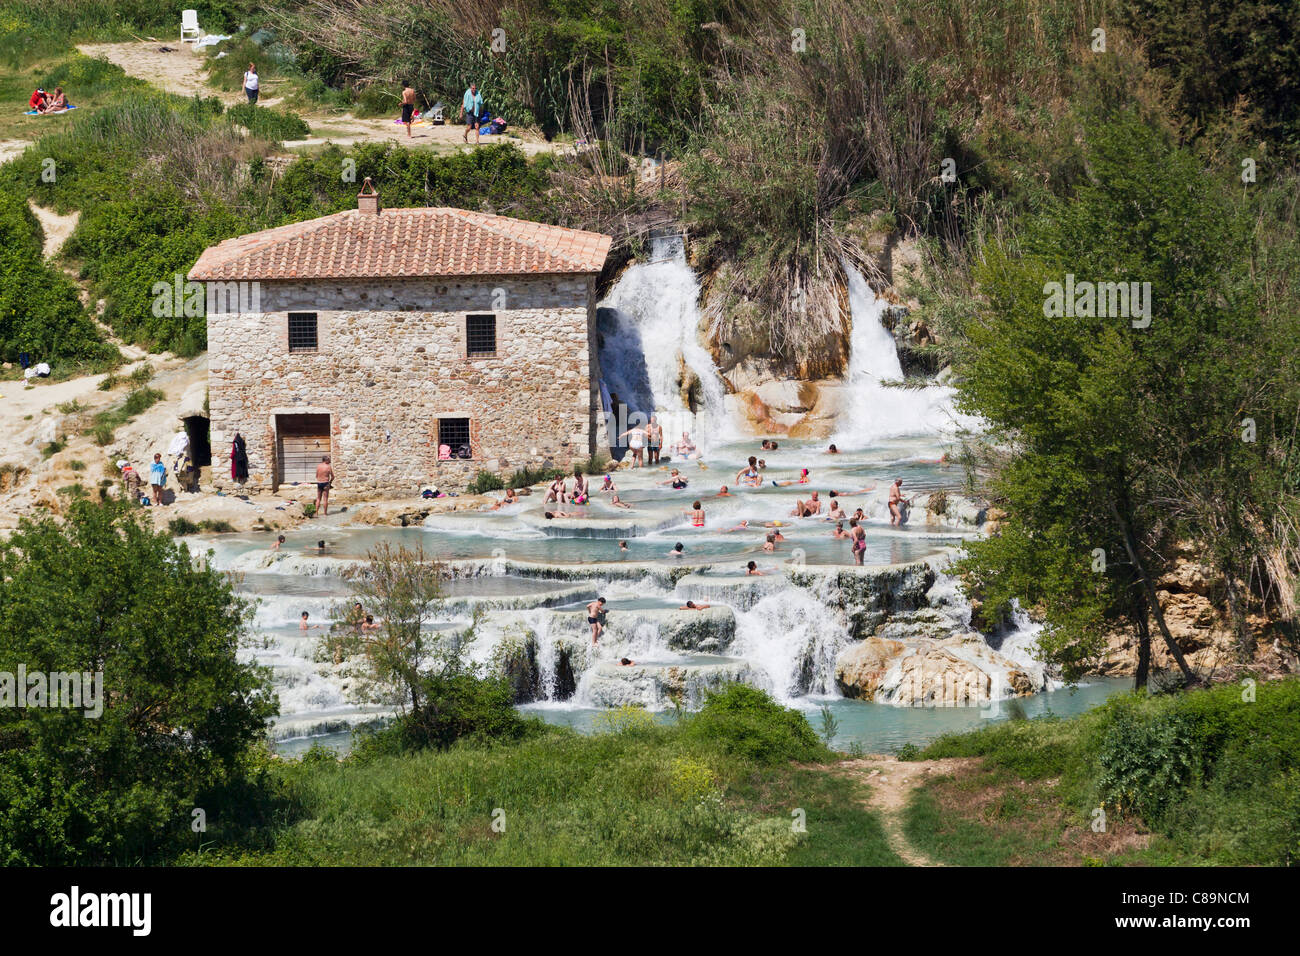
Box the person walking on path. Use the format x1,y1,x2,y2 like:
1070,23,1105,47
400,80,417,136
315,455,334,516
243,63,259,103
460,82,484,143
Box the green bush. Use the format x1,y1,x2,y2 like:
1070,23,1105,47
682,684,825,765
466,469,505,494
0,193,114,365
507,463,566,489
0,499,277,864
353,672,532,758
225,103,311,141
167,517,202,536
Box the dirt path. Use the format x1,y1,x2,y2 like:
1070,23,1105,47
836,756,980,867
0,140,30,165
28,202,79,259
76,42,266,105
74,41,560,156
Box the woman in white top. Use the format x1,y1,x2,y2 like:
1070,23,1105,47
243,63,259,104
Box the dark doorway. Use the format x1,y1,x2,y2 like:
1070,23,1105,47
183,416,211,467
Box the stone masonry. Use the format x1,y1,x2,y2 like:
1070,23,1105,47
204,275,605,496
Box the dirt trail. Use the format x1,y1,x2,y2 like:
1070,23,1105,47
28,202,79,259
0,140,30,165
74,41,560,156
836,756,980,867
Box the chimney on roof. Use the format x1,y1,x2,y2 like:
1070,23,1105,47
357,177,380,215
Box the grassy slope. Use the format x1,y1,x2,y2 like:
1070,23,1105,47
186,721,902,867
903,678,1300,866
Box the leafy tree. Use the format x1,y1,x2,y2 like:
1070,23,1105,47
955,106,1290,686
0,499,277,864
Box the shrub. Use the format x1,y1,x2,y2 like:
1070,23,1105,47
199,519,236,533
301,502,316,518
122,386,164,416
355,672,530,757
167,517,202,536
507,463,566,489
225,103,311,142
682,684,825,765
466,469,505,495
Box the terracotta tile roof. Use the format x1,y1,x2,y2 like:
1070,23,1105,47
188,207,612,281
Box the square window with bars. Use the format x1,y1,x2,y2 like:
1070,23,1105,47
288,312,318,352
438,418,472,458
466,313,497,357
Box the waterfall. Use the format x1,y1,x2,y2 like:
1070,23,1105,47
731,584,852,702
596,235,731,453
833,260,974,448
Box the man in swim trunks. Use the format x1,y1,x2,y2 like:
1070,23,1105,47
400,81,417,137
848,518,867,565
315,455,334,515
587,597,606,645
646,415,663,465
792,490,822,517
888,478,910,526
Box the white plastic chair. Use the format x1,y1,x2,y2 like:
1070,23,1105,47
180,10,202,43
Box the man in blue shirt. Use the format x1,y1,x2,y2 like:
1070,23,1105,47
149,453,167,507
461,82,484,144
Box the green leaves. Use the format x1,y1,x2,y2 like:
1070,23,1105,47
0,500,277,864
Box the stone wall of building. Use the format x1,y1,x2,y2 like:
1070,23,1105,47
206,275,600,496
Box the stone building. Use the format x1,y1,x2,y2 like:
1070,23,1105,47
190,182,612,496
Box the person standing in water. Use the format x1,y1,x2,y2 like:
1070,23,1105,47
646,415,663,465
848,518,867,565
586,597,606,645
620,421,646,467
888,478,910,526
686,500,705,527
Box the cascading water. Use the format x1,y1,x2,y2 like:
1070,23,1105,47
731,584,852,703
597,235,731,453
832,260,976,448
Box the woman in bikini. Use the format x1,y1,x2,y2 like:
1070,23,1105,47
736,456,761,488
686,500,705,528
762,533,777,552
489,488,519,510
610,494,632,509
771,468,810,487
663,469,688,489
545,474,568,504
848,518,867,565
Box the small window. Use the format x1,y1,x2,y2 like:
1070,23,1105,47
466,314,497,357
288,312,318,352
438,418,472,459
